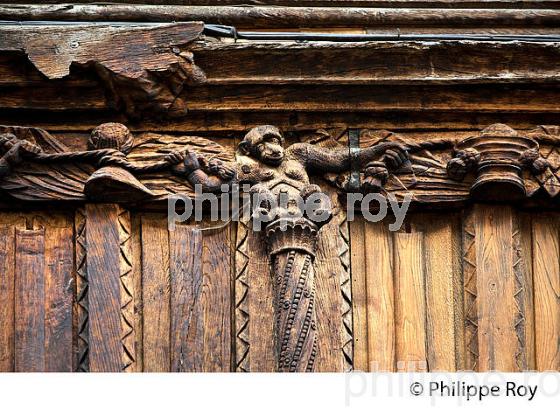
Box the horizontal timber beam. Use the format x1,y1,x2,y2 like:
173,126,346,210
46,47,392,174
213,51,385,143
4,1,560,10
2,4,560,28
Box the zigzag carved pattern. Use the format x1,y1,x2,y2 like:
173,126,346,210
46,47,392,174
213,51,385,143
462,211,479,371
512,216,527,371
338,215,354,372
118,209,135,372
275,252,317,372
234,218,250,372
75,208,89,372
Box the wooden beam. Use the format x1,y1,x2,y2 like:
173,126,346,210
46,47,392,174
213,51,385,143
193,40,560,85
5,1,560,9
2,5,560,28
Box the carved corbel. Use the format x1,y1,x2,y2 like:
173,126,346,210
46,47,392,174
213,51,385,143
446,123,549,201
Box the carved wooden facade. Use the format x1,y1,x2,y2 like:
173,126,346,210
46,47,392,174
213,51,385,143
1,1,560,372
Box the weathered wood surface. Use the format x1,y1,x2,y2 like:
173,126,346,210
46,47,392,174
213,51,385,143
0,23,204,118
394,232,427,371
85,204,132,372
170,225,203,372
0,214,24,372
14,228,46,372
411,214,461,371
471,205,529,371
532,214,560,370
364,222,395,371
5,0,560,7
235,218,275,372
39,216,74,372
3,4,560,28
193,41,560,85
141,215,171,372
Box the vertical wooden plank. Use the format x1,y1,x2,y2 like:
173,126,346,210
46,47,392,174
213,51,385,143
169,224,203,372
532,214,560,371
86,203,122,372
236,222,275,372
394,232,427,371
314,185,345,372
43,223,74,372
202,227,232,371
349,219,368,371
0,225,16,371
411,214,459,371
141,214,171,372
14,228,45,372
475,205,525,372
519,213,536,371
365,221,395,372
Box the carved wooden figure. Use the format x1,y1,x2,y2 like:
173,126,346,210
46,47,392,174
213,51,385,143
174,124,407,371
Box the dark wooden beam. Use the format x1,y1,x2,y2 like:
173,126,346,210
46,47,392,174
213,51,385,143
2,4,560,28
4,1,560,10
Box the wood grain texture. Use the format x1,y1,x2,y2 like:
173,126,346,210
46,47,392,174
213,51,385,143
246,228,275,372
349,219,368,371
532,214,560,371
519,213,536,370
43,223,74,372
365,221,395,372
141,214,170,372
474,205,526,371
194,40,560,85
0,218,21,372
3,5,560,28
169,225,203,372
14,228,45,372
314,186,345,372
85,204,123,372
201,227,232,372
412,214,459,371
0,23,204,119
393,232,427,371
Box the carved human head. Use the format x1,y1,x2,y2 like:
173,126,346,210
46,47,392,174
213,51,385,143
88,123,134,154
238,125,285,166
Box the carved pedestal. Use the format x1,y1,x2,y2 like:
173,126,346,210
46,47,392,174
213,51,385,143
266,218,319,372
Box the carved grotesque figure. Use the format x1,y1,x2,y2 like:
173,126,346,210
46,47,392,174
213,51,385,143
170,124,408,372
